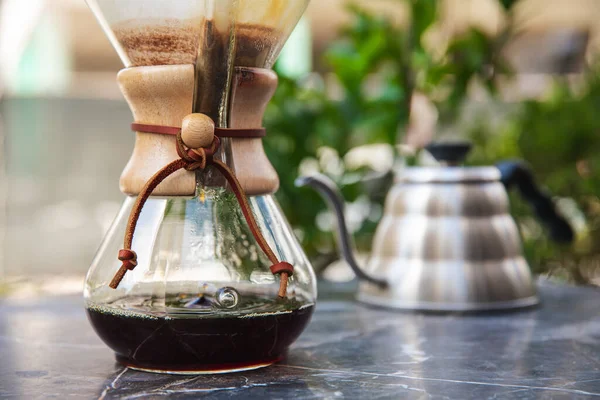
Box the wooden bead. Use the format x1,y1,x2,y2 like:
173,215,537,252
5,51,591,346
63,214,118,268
181,114,215,149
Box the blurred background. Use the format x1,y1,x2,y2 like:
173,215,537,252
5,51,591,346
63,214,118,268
1,0,600,296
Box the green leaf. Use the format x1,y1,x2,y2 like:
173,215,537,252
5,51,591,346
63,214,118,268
410,0,438,46
499,0,519,11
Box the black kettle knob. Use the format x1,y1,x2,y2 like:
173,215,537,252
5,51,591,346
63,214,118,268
425,142,473,164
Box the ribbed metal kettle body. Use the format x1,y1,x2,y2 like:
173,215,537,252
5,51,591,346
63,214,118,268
360,167,538,310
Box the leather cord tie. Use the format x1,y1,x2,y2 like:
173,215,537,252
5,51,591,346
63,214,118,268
131,123,267,139
110,117,293,298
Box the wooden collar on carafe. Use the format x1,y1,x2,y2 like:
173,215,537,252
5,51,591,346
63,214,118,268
111,65,293,299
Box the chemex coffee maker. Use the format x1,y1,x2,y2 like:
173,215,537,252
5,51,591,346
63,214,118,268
84,0,316,374
298,142,573,312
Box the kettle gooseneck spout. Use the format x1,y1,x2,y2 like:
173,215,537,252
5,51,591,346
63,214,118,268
295,175,388,288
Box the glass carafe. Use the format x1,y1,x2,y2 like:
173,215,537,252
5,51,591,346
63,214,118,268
84,0,316,374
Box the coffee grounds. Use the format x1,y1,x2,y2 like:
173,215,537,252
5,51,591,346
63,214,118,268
113,20,279,68
113,20,201,66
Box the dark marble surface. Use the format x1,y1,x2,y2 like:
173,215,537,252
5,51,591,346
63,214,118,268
1,281,600,399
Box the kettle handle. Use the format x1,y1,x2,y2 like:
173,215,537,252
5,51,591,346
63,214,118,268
296,175,388,288
497,161,574,243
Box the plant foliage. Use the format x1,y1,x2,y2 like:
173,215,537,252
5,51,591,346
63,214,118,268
265,0,599,283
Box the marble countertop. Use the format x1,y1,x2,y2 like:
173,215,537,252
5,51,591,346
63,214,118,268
1,281,600,399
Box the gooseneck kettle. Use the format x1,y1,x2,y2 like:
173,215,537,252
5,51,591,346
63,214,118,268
297,142,573,311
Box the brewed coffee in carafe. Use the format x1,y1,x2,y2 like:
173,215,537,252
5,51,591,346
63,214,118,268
84,0,316,374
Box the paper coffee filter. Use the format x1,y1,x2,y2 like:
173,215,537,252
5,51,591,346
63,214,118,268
85,0,207,67
86,0,309,68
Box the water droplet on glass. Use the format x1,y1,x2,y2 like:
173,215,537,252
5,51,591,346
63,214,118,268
215,287,240,309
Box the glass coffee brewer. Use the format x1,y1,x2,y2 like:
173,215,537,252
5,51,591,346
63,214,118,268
83,0,316,374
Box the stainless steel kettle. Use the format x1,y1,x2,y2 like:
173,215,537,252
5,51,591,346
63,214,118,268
297,142,574,311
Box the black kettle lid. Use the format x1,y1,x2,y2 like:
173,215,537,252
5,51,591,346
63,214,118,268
401,141,499,183
425,141,473,165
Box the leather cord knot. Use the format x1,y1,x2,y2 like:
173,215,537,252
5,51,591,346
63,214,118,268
270,262,294,276
175,131,221,171
109,250,138,288
118,249,137,262
118,250,138,271
110,116,294,299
